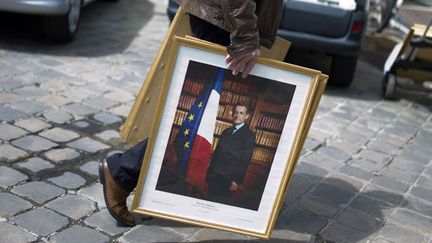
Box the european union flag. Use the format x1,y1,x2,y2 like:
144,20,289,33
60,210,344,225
174,68,224,176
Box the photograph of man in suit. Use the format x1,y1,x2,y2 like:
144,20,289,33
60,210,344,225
206,102,256,203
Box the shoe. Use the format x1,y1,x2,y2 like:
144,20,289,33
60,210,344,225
99,159,136,227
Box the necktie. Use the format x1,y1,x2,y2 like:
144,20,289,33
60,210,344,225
232,127,237,134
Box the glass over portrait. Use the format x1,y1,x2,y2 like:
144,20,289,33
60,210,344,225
132,38,322,238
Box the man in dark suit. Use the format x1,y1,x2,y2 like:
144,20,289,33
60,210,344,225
206,102,255,202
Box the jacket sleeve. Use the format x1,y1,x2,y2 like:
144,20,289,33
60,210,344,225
221,0,259,57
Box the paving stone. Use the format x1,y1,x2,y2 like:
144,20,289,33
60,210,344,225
84,209,130,236
295,161,329,177
381,167,419,184
373,175,410,192
300,153,341,170
16,157,54,173
338,164,374,181
417,176,432,188
358,149,392,164
279,204,328,234
354,117,387,132
389,158,425,174
389,208,432,233
43,110,73,124
284,173,318,205
11,100,50,114
375,133,408,148
322,174,364,192
0,106,27,121
84,96,119,110
336,207,382,233
398,149,430,165
378,224,425,243
328,109,357,122
345,124,376,140
0,124,28,140
39,127,80,142
80,161,98,176
307,128,333,142
12,135,58,152
37,94,72,106
326,138,362,154
363,184,405,206
402,196,432,218
0,93,21,105
350,195,394,218
367,139,400,155
321,222,371,243
0,166,28,188
93,112,122,124
94,129,121,143
12,207,69,236
14,86,48,98
0,192,32,217
108,104,132,117
67,137,110,153
303,138,321,151
11,181,65,204
367,107,397,123
119,225,184,243
299,194,340,218
78,183,105,208
50,225,109,243
268,229,313,242
48,172,86,189
46,194,95,220
339,130,370,145
14,117,51,132
63,103,99,116
0,222,38,243
347,158,386,173
317,146,351,162
103,90,135,103
409,186,432,203
45,148,80,163
0,144,28,162
310,183,355,205
62,87,96,101
70,119,103,134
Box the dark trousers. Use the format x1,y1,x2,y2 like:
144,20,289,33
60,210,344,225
107,14,230,192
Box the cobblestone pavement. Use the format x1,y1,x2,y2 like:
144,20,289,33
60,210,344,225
1,1,432,242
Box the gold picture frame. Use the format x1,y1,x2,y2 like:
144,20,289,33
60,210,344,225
132,36,328,239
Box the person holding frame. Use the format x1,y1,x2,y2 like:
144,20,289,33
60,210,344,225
98,0,283,226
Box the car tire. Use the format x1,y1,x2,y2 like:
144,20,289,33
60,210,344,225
382,72,397,100
330,55,358,87
43,0,82,42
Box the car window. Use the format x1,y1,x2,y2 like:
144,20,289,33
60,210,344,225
291,0,357,10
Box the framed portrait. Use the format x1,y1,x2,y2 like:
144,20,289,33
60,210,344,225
132,37,327,239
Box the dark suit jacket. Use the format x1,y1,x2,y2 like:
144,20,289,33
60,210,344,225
206,125,255,186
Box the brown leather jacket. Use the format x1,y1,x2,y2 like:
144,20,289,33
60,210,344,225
174,0,283,57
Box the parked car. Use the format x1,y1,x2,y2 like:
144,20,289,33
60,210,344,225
167,0,369,87
0,0,103,42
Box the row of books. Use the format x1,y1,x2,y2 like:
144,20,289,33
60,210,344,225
252,147,274,163
222,79,251,92
168,127,180,145
173,110,188,126
177,94,196,111
255,130,281,148
211,137,220,151
220,91,254,105
260,102,290,114
255,114,285,132
217,104,234,120
214,120,232,135
183,79,204,96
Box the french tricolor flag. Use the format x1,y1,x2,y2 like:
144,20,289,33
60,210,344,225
174,68,224,193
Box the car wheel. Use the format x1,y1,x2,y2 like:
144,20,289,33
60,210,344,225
330,55,358,87
43,0,82,42
382,72,397,100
